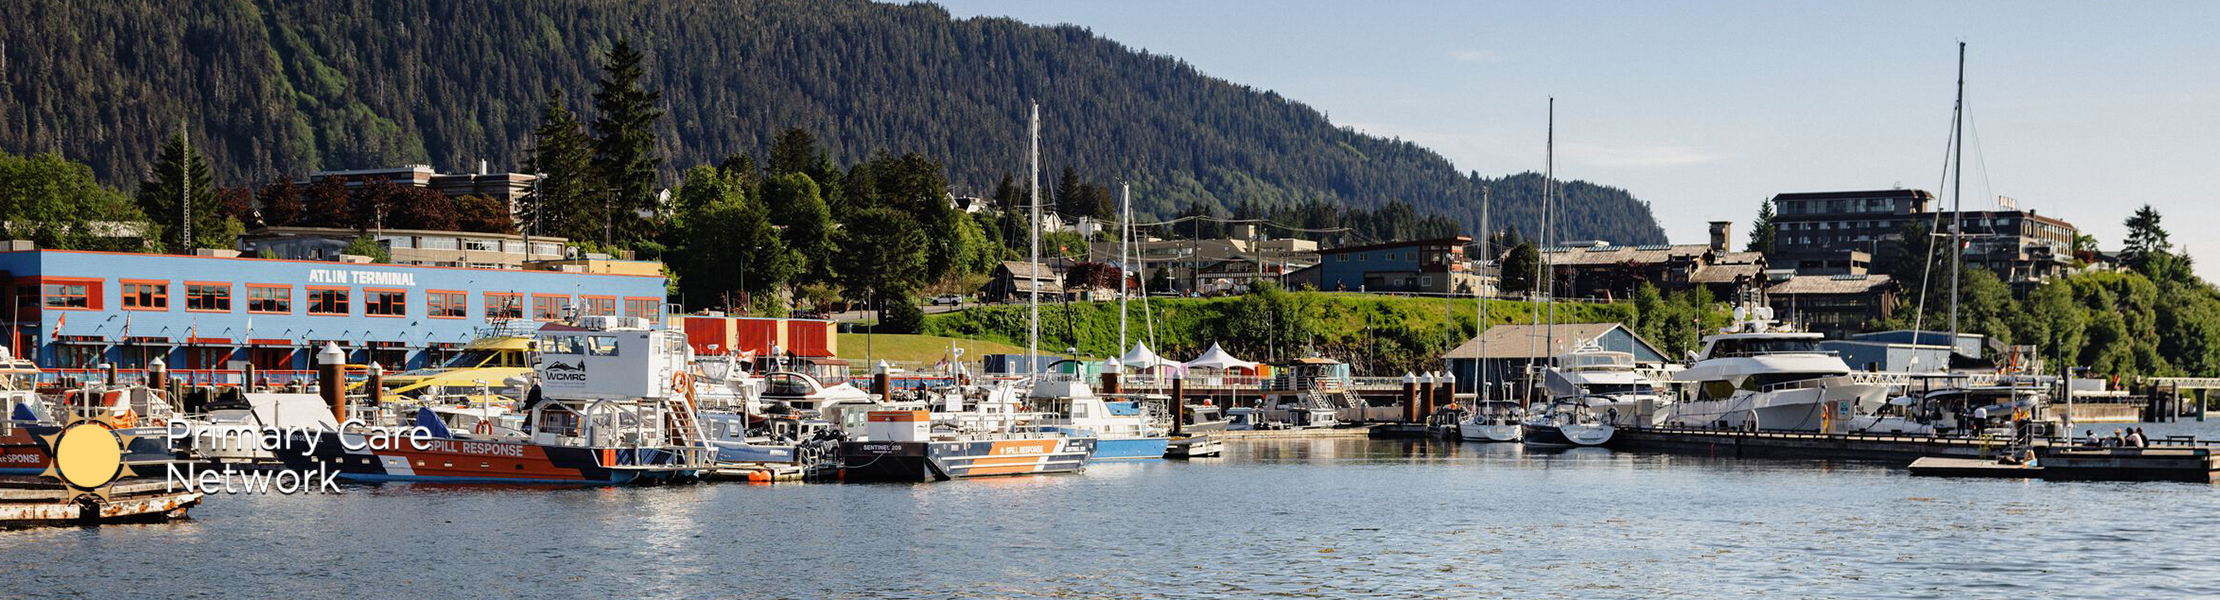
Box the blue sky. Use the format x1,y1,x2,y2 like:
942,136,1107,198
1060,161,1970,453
934,0,2220,281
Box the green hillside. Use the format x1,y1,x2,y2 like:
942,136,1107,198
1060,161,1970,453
0,0,1666,244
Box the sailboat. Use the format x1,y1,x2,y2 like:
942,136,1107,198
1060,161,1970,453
1458,187,1521,443
1521,97,1614,448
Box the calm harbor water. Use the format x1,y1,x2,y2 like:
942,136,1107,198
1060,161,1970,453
8,421,2220,599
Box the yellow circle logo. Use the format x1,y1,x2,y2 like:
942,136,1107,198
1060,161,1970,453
53,422,125,489
39,413,140,501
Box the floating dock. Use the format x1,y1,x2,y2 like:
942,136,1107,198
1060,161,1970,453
0,478,202,528
1612,427,2219,483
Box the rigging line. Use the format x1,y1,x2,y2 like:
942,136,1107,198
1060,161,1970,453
1965,99,1998,216
1910,72,1959,344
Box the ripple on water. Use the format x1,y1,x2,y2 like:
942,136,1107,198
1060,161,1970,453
4,436,2219,599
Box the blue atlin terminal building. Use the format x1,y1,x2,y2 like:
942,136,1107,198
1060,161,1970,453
0,250,665,373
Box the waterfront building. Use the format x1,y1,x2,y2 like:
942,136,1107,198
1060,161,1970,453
1442,322,1669,395
669,314,836,358
1299,236,1479,295
1762,273,1896,340
0,248,664,373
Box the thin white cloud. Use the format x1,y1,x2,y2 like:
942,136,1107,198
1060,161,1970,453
1449,49,1503,63
1560,143,1735,168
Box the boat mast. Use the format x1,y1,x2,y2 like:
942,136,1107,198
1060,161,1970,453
1545,97,1556,369
1479,185,1491,403
1947,42,1966,343
1120,182,1131,353
1028,102,1041,371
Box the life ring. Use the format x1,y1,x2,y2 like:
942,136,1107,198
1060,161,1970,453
473,420,493,435
671,371,692,394
113,408,137,429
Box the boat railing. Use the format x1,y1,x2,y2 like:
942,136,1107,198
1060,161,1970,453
39,368,326,388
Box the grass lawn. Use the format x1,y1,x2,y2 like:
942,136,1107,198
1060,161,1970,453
834,333,1062,365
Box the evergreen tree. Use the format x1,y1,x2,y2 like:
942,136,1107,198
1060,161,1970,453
1054,167,1084,219
524,91,597,242
1747,198,1777,254
133,132,231,252
768,128,820,176
588,39,665,249
1499,242,1540,294
2122,204,2172,273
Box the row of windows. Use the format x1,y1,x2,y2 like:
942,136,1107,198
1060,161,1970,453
35,280,658,322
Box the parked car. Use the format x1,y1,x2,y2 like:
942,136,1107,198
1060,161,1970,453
930,294,965,306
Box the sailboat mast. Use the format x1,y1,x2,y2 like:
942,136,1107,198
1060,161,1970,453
1479,186,1490,402
1028,102,1041,370
1120,183,1131,353
1545,97,1556,368
1947,42,1966,341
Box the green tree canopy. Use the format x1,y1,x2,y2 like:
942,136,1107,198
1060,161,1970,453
0,151,150,251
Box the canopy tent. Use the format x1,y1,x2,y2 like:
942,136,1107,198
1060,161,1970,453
1182,343,1261,372
1118,342,1183,373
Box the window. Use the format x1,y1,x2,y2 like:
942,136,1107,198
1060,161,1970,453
587,335,620,356
383,236,414,249
307,287,350,315
532,295,567,321
420,237,459,250
464,239,497,252
247,285,292,314
428,291,466,319
365,289,406,317
531,242,561,256
42,282,90,309
502,240,527,253
625,298,661,322
485,293,523,320
185,283,231,312
581,296,617,317
121,281,168,310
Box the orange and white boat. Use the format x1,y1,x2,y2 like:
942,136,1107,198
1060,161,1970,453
839,407,1095,482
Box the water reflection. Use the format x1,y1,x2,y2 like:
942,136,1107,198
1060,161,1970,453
4,429,2217,599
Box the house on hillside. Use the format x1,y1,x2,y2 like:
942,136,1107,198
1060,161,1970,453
1763,273,1896,340
981,261,1065,303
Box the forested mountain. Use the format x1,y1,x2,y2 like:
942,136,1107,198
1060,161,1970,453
0,0,1666,244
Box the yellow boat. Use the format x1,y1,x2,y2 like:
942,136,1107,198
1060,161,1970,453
375,327,536,401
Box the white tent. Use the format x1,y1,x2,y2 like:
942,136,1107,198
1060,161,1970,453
1182,343,1261,372
1119,342,1182,372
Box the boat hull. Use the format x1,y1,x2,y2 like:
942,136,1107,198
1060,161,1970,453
1092,437,1169,460
270,430,697,485
1522,423,1614,447
1164,434,1222,458
1459,424,1522,443
1663,383,1888,432
839,437,1095,482
3,425,176,475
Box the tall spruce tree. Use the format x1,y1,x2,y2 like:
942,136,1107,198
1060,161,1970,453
134,132,232,252
589,39,665,249
524,91,597,242
1747,198,1777,254
2121,204,2171,273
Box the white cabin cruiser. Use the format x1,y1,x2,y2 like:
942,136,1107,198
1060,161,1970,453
1543,339,1666,427
1663,306,1888,431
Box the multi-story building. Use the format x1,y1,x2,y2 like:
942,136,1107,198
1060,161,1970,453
1546,222,1765,300
305,164,537,206
240,226,569,270
1092,235,1321,294
0,247,664,372
1298,236,1480,295
1948,209,2078,290
1769,189,1934,275
1763,273,1897,340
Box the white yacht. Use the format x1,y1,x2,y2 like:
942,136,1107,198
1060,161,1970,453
1458,399,1524,443
1663,306,1888,431
1543,339,1667,427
